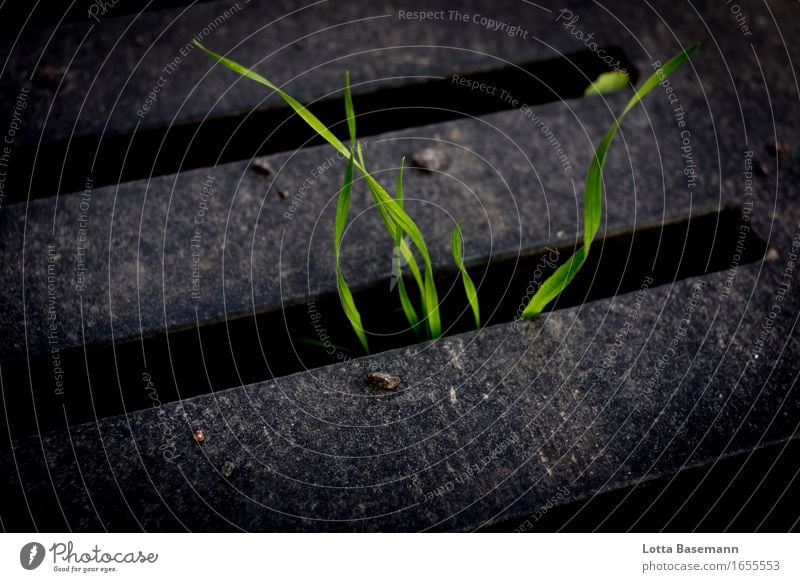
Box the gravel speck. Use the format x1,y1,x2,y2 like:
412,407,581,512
411,148,446,172
221,461,235,478
364,372,401,390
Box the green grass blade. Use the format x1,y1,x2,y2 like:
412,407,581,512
334,154,355,256
392,159,422,333
522,42,698,319
394,158,405,233
344,70,356,145
193,40,350,158
396,275,420,331
356,147,432,336
351,144,436,328
333,153,369,352
583,70,631,96
399,240,424,292
357,144,395,232
359,169,440,337
521,247,587,317
423,271,441,338
451,220,480,328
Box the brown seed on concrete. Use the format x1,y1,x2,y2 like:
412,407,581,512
364,371,401,390
193,430,206,443
411,147,446,172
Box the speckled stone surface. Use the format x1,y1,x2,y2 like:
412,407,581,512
1,0,791,146
0,0,574,146
1,263,798,531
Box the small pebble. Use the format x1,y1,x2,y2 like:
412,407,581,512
754,161,769,177
192,430,206,443
364,371,401,390
765,248,780,262
221,461,235,478
766,141,790,160
411,147,446,172
251,159,274,176
277,188,290,199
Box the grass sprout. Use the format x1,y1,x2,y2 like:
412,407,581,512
451,220,480,328
521,42,699,318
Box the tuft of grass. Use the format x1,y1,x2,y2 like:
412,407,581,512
193,40,441,346
583,70,631,96
521,42,699,319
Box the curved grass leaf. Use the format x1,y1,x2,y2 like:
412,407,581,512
333,152,369,352
393,158,422,335
451,220,480,329
344,70,356,144
398,238,424,294
328,75,369,352
584,70,631,97
521,42,699,319
194,41,350,158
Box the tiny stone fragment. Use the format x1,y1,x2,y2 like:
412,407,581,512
766,141,790,159
364,371,401,390
251,158,274,176
192,429,206,443
277,188,290,199
221,461,235,478
411,147,446,172
765,248,780,262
